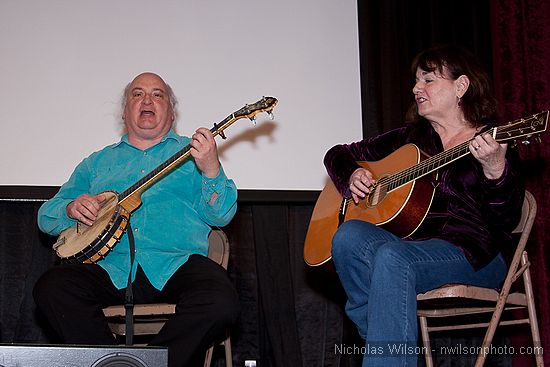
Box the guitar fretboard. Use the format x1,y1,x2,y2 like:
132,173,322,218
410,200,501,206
386,139,473,191
381,110,548,193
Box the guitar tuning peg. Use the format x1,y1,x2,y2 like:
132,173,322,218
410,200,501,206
522,139,531,145
250,115,257,126
535,135,542,144
268,111,274,120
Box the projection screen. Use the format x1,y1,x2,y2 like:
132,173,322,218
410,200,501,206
0,0,362,191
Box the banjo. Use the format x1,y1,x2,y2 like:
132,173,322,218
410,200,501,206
53,96,278,264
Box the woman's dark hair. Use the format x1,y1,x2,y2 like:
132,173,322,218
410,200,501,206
406,45,498,127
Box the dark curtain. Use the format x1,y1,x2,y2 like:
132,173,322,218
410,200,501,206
224,203,350,366
490,1,550,366
0,202,57,343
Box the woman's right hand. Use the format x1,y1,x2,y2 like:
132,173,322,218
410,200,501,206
349,167,376,204
66,193,106,226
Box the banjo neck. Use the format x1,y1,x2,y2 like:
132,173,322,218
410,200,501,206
118,96,279,212
117,143,193,212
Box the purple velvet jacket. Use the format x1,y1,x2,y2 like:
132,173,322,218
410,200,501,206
324,119,525,271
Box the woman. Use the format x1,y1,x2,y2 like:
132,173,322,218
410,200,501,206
325,45,524,366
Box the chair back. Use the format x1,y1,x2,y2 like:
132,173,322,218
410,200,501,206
512,190,536,234
506,190,537,276
208,229,230,270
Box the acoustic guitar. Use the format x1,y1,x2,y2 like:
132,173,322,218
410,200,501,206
54,96,278,264
303,110,549,266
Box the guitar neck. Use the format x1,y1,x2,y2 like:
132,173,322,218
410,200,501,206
386,110,549,191
387,138,474,191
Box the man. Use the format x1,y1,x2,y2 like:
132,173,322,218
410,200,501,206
33,72,239,367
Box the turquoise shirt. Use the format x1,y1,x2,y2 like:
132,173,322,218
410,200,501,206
38,130,238,290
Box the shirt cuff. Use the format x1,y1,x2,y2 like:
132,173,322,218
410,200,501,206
201,166,228,203
39,198,77,235
481,160,510,189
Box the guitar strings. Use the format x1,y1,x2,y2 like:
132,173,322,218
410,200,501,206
374,123,529,195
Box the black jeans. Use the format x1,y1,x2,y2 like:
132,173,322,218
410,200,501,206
33,254,240,367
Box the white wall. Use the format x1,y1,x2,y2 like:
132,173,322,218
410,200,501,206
0,0,362,190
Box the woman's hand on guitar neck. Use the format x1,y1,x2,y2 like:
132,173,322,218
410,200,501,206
469,133,507,180
66,193,106,226
349,168,376,204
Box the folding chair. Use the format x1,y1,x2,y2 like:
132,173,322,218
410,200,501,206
417,190,542,367
103,229,233,367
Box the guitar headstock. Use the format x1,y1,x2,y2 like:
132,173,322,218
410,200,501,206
495,110,549,145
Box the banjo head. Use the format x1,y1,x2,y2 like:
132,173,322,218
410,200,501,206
55,191,129,262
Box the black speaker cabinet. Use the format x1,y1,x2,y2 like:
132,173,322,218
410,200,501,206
0,344,168,367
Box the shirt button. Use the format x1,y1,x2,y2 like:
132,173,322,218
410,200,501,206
134,227,139,232
141,169,145,173
143,152,148,156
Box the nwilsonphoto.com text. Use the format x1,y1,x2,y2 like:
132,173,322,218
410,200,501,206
334,343,544,357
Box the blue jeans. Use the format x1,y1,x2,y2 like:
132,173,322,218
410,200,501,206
331,220,507,367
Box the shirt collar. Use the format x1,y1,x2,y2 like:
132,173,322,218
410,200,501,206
112,129,182,149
